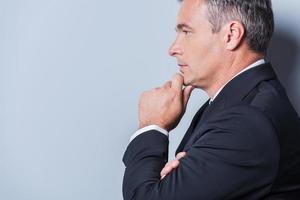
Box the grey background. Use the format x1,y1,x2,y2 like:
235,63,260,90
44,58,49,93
0,0,299,199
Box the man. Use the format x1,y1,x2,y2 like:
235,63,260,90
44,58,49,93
123,0,300,199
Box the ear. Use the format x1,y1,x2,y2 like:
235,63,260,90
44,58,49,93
223,21,245,51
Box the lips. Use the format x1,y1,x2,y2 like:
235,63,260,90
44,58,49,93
178,64,188,74
178,64,188,69
179,64,188,67
178,62,188,67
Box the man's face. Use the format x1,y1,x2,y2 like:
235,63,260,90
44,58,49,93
169,0,225,89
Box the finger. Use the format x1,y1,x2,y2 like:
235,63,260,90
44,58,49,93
160,160,177,175
183,85,194,109
160,160,180,178
161,162,172,173
166,159,180,168
162,81,172,89
160,165,173,177
176,151,187,160
170,159,180,168
160,166,174,179
171,73,184,92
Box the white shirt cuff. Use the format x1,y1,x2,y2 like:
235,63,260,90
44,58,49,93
129,125,169,142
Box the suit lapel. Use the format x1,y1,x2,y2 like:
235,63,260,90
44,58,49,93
175,100,210,155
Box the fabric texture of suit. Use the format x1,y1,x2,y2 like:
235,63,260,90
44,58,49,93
122,63,300,200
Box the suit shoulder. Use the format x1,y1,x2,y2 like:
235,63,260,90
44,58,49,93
212,104,273,128
206,104,277,139
247,79,299,120
247,79,300,132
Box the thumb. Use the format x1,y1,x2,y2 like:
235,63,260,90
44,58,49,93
183,85,194,109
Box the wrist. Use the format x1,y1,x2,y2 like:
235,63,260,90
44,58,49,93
139,123,167,131
139,122,168,131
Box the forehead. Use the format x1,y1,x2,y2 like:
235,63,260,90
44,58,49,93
177,0,207,26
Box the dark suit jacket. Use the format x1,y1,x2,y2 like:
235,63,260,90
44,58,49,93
122,63,300,200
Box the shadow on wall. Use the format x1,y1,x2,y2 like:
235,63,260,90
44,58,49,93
267,30,300,115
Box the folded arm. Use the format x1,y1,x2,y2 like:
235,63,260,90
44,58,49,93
122,106,279,200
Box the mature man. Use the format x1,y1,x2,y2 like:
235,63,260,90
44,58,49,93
123,0,300,199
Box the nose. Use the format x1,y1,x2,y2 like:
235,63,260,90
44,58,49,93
168,41,183,57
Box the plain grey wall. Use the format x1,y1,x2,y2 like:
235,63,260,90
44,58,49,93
1,0,299,199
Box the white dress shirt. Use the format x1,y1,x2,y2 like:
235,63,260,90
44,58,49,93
130,59,265,142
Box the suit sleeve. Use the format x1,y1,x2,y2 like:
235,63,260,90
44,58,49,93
122,105,280,200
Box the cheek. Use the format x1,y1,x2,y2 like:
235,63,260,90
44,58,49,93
184,34,221,69
188,47,218,79
188,37,214,58
194,38,221,64
188,45,213,69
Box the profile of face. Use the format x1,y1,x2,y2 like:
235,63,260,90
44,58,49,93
169,0,225,89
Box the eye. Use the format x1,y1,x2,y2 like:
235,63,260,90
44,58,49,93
182,30,191,35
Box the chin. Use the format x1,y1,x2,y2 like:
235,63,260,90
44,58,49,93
183,78,191,87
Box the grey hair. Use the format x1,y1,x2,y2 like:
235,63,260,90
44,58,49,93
179,0,274,53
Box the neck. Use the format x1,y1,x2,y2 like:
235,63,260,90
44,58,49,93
205,51,264,98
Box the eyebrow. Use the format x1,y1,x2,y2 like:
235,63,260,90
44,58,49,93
176,23,193,31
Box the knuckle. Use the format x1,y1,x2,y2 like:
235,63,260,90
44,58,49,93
141,91,148,97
